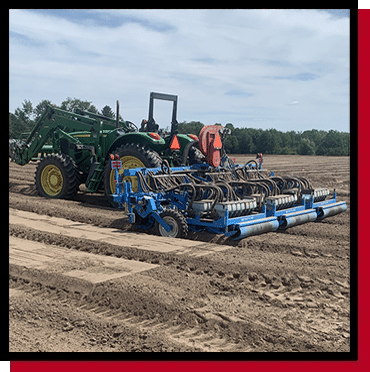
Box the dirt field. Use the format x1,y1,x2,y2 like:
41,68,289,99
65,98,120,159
9,154,351,353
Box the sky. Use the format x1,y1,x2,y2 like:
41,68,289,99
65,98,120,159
9,9,350,133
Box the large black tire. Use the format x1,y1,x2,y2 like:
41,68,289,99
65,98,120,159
155,209,188,238
188,146,205,164
180,141,205,166
104,143,162,207
35,154,79,199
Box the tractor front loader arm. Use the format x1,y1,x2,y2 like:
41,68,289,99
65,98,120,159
10,106,60,165
10,106,103,166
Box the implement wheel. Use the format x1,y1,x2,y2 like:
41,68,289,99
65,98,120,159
104,143,162,207
35,154,79,199
155,209,188,239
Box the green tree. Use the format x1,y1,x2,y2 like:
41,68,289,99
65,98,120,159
178,121,204,136
60,97,98,114
316,130,348,156
9,100,35,139
15,99,34,124
247,128,263,154
298,138,315,155
286,130,301,154
237,129,253,154
225,123,234,131
343,132,350,155
33,99,55,120
101,105,115,119
9,112,27,139
266,128,282,154
223,124,236,153
224,133,239,154
257,131,271,153
302,129,326,154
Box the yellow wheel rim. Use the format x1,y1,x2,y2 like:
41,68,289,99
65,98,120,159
40,164,63,196
109,156,145,194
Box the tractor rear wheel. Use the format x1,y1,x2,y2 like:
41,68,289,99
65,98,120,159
188,146,205,164
155,209,188,239
35,154,79,199
104,143,162,207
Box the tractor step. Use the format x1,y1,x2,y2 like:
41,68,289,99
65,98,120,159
85,161,105,192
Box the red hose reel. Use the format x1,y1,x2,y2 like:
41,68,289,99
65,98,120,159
198,125,224,167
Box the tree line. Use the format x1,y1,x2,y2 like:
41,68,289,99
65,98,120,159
178,122,349,156
9,98,349,156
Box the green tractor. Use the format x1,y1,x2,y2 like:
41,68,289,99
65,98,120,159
9,92,203,206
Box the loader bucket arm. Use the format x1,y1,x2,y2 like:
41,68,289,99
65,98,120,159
75,102,133,132
11,106,107,165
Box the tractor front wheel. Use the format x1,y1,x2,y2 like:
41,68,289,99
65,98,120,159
35,154,79,199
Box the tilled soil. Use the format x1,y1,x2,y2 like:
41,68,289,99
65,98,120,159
9,155,351,353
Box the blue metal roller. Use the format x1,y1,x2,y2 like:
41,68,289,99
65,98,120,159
233,218,279,240
316,201,347,220
278,210,317,229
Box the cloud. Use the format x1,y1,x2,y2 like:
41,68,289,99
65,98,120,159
49,9,176,31
271,72,319,81
225,90,254,97
9,9,350,132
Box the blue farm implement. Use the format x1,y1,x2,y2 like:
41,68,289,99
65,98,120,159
111,125,347,240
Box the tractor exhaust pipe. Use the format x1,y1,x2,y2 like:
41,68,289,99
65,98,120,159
116,100,120,129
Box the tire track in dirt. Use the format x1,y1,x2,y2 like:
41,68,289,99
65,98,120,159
9,217,350,352
10,263,349,352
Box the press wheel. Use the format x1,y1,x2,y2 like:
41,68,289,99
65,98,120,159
155,209,188,239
